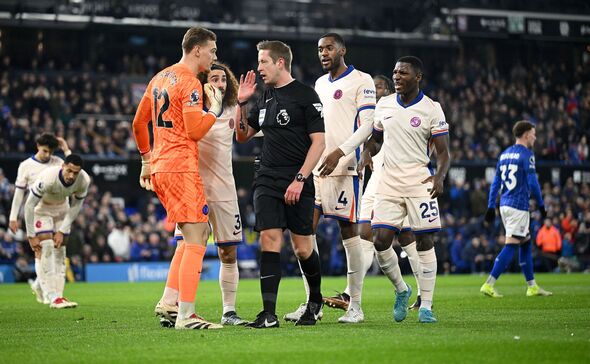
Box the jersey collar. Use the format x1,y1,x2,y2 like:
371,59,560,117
31,155,49,164
329,64,355,83
396,90,424,109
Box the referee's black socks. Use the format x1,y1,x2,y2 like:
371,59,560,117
260,251,281,314
299,250,322,304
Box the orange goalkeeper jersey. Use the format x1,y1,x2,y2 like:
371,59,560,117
132,62,217,173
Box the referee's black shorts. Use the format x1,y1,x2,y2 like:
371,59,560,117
253,174,314,235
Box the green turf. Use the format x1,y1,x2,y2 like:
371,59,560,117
1,273,589,364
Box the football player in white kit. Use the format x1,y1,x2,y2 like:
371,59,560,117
9,133,71,304
368,56,450,323
155,62,248,326
285,33,376,324
24,154,90,309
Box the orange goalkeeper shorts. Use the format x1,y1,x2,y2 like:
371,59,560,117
152,172,209,224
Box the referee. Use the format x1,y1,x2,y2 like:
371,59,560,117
236,40,326,328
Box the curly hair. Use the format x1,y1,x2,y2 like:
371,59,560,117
198,61,239,108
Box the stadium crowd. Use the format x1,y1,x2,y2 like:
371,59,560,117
1,55,588,162
1,54,589,281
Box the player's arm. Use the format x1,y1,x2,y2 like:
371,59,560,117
132,87,155,191
8,163,28,233
526,154,546,219
184,80,219,142
356,126,384,175
55,181,88,248
57,137,71,156
485,162,502,223
235,71,259,143
319,77,376,176
423,134,451,199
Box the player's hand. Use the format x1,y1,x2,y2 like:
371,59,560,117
204,83,223,117
539,206,547,220
356,150,373,179
422,174,444,199
28,236,41,254
237,70,257,104
139,159,153,191
56,137,71,155
318,148,344,177
8,220,19,234
484,208,496,223
284,180,304,206
54,231,65,248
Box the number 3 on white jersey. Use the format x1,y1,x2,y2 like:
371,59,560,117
500,164,518,190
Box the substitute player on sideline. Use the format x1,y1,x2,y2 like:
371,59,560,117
340,57,449,323
24,154,89,309
286,33,376,324
480,120,552,298
132,27,223,330
9,133,71,304
236,40,325,328
160,62,248,326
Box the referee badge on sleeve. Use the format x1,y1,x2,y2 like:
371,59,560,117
258,109,266,126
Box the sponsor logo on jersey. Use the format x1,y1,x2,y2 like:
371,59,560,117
410,116,421,127
333,89,343,99
276,109,291,125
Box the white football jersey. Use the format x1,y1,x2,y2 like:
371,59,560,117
10,155,64,220
198,105,238,202
314,65,376,176
30,166,91,207
374,92,448,197
14,155,64,190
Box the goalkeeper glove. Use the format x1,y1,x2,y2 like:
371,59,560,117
204,83,223,117
139,159,153,191
539,206,547,220
484,208,496,223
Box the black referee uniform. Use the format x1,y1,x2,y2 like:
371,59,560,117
244,79,325,328
247,79,324,234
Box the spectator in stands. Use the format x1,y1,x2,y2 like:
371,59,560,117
536,218,562,271
107,221,131,261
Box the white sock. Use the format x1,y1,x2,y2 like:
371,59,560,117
376,246,407,292
361,238,375,275
33,258,42,291
178,301,195,320
299,234,318,302
485,276,497,285
161,287,178,306
342,236,365,305
219,262,239,314
402,241,421,296
53,246,66,298
40,240,58,302
418,248,437,311
526,279,536,287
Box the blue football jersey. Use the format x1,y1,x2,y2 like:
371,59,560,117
488,144,544,211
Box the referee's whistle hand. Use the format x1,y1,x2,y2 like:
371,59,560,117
284,181,303,205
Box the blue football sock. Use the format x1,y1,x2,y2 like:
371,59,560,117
519,241,535,282
490,244,518,280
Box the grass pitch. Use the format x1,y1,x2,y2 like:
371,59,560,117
0,273,589,364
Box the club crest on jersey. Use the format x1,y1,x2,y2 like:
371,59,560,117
35,220,42,228
276,109,290,125
410,117,421,127
333,89,343,99
187,89,199,106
